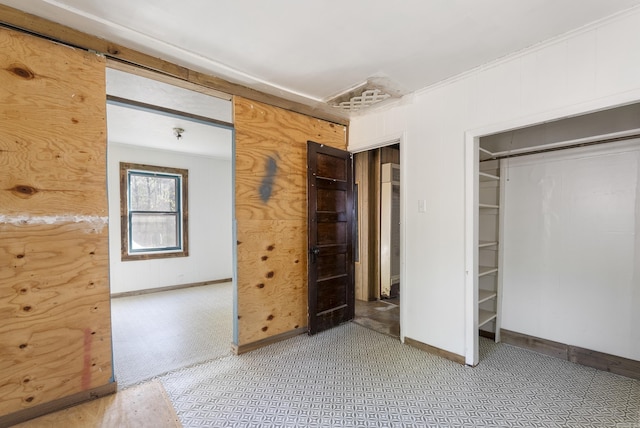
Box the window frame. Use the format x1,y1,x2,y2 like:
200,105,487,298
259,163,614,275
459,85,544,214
120,162,189,261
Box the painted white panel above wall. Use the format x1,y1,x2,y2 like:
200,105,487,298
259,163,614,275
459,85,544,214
596,11,640,97
106,68,232,122
106,68,233,159
565,30,597,103
501,141,640,360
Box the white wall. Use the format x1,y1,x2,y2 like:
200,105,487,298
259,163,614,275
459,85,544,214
349,7,640,361
107,143,232,294
502,141,640,360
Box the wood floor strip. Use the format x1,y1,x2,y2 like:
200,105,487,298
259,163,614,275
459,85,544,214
11,380,181,428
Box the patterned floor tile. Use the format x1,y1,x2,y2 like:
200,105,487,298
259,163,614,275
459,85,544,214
160,323,640,428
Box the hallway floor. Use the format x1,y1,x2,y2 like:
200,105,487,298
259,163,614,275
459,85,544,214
353,297,400,338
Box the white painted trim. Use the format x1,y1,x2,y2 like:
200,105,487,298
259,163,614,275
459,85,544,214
398,131,408,343
495,163,506,344
464,133,479,366
491,128,640,157
348,133,403,154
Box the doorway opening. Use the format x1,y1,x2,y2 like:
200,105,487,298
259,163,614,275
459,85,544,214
352,141,401,338
105,65,236,387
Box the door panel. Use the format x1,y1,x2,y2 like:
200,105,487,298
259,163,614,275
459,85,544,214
317,253,348,278
308,141,354,335
316,277,348,313
317,222,347,245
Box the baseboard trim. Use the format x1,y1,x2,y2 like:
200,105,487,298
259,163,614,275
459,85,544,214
233,327,307,355
111,278,232,298
501,329,640,380
0,381,117,427
404,336,466,365
479,329,496,341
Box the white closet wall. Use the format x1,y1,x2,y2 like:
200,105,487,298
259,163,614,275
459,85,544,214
501,140,640,360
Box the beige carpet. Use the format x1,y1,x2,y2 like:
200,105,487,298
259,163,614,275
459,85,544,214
111,282,233,388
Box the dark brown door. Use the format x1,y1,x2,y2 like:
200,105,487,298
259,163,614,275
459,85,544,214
307,141,354,335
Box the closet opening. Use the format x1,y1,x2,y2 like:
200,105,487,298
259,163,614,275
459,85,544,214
468,102,640,375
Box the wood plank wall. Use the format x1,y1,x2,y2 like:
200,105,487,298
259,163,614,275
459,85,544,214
234,97,346,346
0,28,112,417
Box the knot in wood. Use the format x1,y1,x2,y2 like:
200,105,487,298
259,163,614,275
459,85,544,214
8,64,35,80
12,185,38,197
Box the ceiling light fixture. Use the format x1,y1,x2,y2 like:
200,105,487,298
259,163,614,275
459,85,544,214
173,127,185,140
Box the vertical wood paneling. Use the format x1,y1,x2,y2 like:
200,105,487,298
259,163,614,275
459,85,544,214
234,97,346,345
0,28,111,417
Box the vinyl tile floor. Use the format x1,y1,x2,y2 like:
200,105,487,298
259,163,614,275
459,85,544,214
112,285,639,427
159,323,640,428
111,282,233,388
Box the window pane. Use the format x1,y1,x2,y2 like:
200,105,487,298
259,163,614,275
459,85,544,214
130,174,178,212
131,213,178,249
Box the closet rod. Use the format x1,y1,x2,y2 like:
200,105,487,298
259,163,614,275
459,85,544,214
481,133,640,162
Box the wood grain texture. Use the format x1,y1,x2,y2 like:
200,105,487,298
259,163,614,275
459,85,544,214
0,383,116,428
234,97,346,345
354,152,370,301
0,28,112,418
11,380,180,428
0,28,107,217
236,219,307,344
0,224,112,415
234,98,346,151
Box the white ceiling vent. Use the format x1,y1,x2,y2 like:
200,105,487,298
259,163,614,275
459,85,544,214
326,76,407,113
333,88,391,112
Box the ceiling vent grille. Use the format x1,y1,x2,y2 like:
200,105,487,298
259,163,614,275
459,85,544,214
334,89,391,112
326,77,406,113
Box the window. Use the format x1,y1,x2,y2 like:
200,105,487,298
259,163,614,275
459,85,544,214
120,162,188,260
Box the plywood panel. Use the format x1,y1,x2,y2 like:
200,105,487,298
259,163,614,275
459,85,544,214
234,97,347,345
0,27,111,418
236,219,307,344
233,98,346,152
0,29,107,217
0,224,111,414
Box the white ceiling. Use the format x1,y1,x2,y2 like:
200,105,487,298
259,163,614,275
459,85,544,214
5,0,640,156
4,0,640,112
